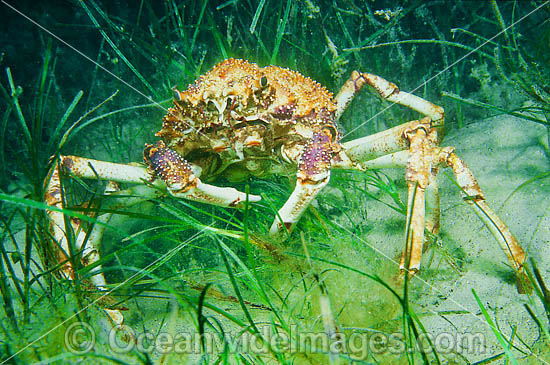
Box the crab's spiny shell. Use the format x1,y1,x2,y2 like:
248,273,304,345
155,58,340,179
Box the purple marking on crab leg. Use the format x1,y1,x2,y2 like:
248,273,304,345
299,131,334,178
145,141,195,189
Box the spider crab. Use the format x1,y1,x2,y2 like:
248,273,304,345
44,59,527,325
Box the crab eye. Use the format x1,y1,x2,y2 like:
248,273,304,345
260,76,268,88
173,89,182,101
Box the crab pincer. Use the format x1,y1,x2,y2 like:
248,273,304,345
270,128,338,234
145,141,260,208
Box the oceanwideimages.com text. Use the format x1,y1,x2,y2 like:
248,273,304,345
64,322,487,359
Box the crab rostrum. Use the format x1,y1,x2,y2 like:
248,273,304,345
45,59,528,326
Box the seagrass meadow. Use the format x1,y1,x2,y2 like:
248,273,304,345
0,0,549,363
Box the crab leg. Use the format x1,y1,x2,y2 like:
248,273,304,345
339,120,527,289
334,71,445,124
82,180,120,291
51,155,152,183
269,173,330,235
335,69,447,272
424,170,441,237
339,125,441,271
339,118,430,164
400,126,437,272
46,153,259,272
442,150,528,289
270,130,336,235
45,151,261,324
55,152,260,207
145,142,261,207
346,123,438,272
80,181,132,325
335,67,526,282
45,163,127,326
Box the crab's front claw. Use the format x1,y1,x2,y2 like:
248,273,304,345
145,141,261,208
270,129,336,236
269,171,330,235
